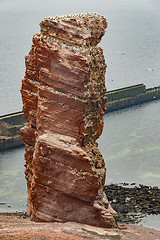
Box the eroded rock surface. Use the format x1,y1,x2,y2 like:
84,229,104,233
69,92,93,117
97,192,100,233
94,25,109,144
21,12,117,227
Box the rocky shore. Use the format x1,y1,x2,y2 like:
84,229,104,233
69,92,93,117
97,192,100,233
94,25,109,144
105,183,160,224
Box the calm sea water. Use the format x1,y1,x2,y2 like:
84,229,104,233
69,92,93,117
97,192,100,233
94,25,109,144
0,0,160,230
0,0,160,115
98,101,160,187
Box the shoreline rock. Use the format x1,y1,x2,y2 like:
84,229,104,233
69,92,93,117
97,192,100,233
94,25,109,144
104,183,160,224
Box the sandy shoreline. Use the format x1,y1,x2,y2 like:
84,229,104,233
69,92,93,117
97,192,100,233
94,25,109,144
0,213,160,240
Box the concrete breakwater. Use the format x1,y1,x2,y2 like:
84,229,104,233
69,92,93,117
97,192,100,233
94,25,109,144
0,111,26,150
106,84,160,113
0,84,160,150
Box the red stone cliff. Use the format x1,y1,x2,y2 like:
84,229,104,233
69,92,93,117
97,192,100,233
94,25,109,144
20,12,117,228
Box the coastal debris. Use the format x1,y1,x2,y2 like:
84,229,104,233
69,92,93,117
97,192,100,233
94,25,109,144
146,68,154,71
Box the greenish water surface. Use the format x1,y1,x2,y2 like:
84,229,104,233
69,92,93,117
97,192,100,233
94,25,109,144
98,100,160,188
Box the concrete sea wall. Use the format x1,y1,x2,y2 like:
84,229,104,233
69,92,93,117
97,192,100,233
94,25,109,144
106,83,146,102
106,85,160,113
0,111,26,150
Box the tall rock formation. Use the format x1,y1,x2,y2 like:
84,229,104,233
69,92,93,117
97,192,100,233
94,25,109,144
21,12,117,228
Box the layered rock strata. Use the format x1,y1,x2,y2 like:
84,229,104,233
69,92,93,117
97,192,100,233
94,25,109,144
21,13,117,228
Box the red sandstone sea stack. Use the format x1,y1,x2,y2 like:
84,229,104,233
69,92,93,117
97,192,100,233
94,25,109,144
20,12,117,228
